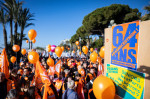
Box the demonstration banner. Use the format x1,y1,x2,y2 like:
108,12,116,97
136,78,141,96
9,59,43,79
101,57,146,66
106,64,145,99
111,21,139,70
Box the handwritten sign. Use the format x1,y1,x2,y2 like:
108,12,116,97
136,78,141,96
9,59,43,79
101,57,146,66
106,64,145,99
111,21,139,70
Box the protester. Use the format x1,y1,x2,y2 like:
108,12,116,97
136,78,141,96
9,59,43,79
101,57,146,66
62,80,78,99
0,72,16,99
0,48,104,99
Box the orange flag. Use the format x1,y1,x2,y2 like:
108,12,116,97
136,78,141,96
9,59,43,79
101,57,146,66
97,57,104,76
0,48,9,79
36,60,51,84
55,79,63,92
54,60,61,77
47,66,55,76
35,64,43,89
36,61,51,99
76,78,85,99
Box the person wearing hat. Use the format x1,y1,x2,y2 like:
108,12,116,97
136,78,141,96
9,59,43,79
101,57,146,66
62,80,78,99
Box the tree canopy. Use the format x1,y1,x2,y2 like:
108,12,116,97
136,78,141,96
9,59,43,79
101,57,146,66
82,4,141,35
142,4,150,21
70,4,142,49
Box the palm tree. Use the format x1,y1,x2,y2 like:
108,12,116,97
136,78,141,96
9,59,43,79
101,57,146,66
12,0,23,44
18,8,34,50
17,8,34,62
11,33,28,44
1,0,14,46
1,0,23,45
0,8,9,53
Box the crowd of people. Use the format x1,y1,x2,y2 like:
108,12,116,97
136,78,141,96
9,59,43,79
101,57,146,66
0,49,104,99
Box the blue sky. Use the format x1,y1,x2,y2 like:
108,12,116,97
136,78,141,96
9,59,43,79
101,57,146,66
0,0,149,49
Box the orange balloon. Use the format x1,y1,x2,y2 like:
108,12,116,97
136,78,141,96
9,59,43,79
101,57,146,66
99,46,105,58
55,47,62,57
78,68,85,76
12,45,20,52
72,50,75,53
47,57,54,67
10,56,16,63
82,46,88,54
75,41,79,46
90,48,93,52
48,44,51,48
32,39,36,43
28,29,37,41
47,45,51,52
21,49,26,55
26,40,29,43
78,46,80,49
79,51,82,55
47,47,51,52
90,51,98,63
28,51,39,64
93,75,115,99
61,46,64,52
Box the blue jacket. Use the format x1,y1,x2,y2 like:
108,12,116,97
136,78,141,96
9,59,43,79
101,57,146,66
62,88,78,99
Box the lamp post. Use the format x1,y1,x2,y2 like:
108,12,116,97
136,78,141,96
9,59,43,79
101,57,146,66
79,37,81,51
29,41,33,50
28,29,37,51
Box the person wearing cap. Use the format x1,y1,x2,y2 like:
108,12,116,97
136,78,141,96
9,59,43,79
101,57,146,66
62,80,78,99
